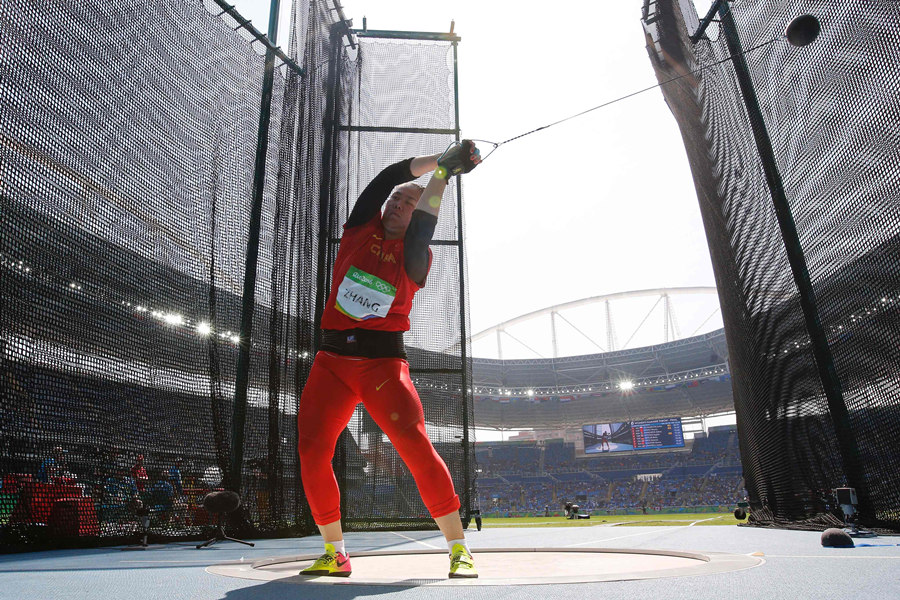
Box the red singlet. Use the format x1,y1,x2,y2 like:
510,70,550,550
320,215,430,332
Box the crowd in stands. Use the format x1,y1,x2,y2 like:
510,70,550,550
475,428,745,514
0,443,237,536
3,428,743,535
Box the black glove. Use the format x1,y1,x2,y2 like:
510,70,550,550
437,140,480,177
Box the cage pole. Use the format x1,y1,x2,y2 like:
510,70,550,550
229,0,281,493
451,39,474,526
313,27,342,356
716,1,868,515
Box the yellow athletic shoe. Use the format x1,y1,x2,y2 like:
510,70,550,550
299,543,352,577
448,543,478,578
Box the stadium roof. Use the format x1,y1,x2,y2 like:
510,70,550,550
472,328,733,428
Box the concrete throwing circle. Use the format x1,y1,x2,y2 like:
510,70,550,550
207,547,764,586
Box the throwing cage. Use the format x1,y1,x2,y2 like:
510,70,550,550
0,0,475,551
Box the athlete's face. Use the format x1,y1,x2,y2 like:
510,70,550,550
382,184,422,239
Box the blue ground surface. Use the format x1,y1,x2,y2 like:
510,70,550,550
1,525,898,599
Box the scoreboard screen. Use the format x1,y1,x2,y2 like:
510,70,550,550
582,417,684,455
630,417,685,450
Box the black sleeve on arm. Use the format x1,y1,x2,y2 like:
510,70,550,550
345,157,416,228
404,210,437,286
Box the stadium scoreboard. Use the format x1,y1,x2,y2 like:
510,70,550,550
581,417,685,455
631,417,685,450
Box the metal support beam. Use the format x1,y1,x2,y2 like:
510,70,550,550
313,28,343,351
450,39,474,526
338,125,458,135
551,311,559,359
690,0,725,43
664,293,671,343
230,0,282,494
605,300,616,352
351,29,460,42
210,0,304,73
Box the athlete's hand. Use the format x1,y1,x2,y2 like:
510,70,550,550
437,140,480,177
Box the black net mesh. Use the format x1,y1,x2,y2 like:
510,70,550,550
0,0,305,549
0,0,474,550
326,35,476,531
643,0,900,531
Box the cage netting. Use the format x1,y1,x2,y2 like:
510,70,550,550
643,0,900,531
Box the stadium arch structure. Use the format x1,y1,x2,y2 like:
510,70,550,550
468,287,722,360
468,289,734,433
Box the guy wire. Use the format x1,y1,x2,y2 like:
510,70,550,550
473,35,785,160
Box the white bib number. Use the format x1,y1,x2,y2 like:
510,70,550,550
335,266,396,321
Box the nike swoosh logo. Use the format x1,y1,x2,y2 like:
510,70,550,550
335,556,349,567
376,379,390,391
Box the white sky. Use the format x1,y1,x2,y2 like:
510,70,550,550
235,1,720,359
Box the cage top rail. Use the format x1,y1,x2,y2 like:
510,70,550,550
351,28,461,42
210,0,304,74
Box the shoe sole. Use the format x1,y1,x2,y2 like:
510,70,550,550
448,573,478,578
300,570,352,577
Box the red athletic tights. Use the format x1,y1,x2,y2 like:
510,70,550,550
297,351,460,525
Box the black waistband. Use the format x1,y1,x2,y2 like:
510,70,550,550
320,329,407,359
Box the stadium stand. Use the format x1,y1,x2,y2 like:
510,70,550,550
474,427,744,516
468,326,743,515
